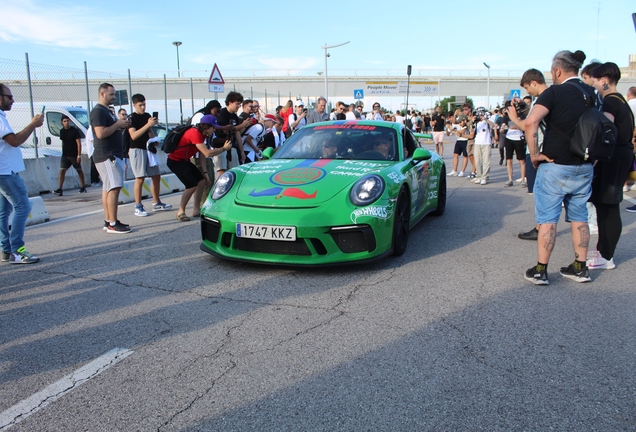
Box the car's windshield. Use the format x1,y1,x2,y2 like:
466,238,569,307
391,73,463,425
273,124,399,161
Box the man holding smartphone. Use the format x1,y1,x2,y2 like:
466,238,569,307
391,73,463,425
0,84,44,263
128,93,172,216
91,83,131,234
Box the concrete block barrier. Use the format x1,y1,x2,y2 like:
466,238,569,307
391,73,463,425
118,174,185,205
9,196,50,227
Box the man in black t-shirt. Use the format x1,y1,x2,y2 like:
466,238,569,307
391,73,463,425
523,50,595,285
431,106,446,157
90,83,132,234
128,93,172,217
213,91,248,180
52,115,86,196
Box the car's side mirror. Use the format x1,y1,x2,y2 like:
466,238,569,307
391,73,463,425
261,147,274,160
411,148,431,163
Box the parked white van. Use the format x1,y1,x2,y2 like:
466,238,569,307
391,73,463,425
6,105,89,159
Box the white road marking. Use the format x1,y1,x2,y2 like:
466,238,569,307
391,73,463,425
0,348,133,430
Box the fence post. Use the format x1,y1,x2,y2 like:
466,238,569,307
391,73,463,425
278,91,280,107
264,89,268,114
190,78,194,118
250,86,253,100
25,53,37,158
163,74,168,131
84,61,90,112
128,69,133,113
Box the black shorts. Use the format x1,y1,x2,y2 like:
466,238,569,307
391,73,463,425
60,155,82,170
504,138,526,160
167,158,204,189
453,140,468,157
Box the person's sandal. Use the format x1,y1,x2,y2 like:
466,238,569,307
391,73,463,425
177,213,190,222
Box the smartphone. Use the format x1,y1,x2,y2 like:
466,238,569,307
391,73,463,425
41,106,45,113
152,111,158,119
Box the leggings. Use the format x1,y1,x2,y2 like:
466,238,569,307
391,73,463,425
594,202,622,260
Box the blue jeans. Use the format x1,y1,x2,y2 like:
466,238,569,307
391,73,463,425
534,163,593,224
0,172,32,253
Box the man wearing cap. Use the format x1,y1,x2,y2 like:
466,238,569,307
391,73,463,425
167,114,231,221
306,97,329,124
260,114,280,150
288,101,307,133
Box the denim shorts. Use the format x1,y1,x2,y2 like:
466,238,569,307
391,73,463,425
534,163,593,224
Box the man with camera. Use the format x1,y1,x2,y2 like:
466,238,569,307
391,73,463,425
239,99,265,162
471,110,496,185
214,91,248,180
288,101,307,133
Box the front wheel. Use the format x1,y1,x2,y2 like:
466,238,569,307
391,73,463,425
392,188,410,256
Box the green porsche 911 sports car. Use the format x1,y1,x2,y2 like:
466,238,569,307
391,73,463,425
200,120,446,265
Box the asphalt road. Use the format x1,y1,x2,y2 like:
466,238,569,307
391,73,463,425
2,156,636,431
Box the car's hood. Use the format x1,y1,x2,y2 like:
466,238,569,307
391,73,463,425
233,159,389,208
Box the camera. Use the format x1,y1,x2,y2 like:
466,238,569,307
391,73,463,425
505,99,530,119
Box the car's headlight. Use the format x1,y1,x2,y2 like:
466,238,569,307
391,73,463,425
212,171,236,200
350,174,385,206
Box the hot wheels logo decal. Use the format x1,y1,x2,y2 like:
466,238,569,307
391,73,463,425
271,167,325,185
350,202,395,224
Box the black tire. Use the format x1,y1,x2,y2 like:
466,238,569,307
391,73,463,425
432,165,446,216
392,188,410,256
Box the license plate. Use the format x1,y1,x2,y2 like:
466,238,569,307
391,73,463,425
236,223,297,241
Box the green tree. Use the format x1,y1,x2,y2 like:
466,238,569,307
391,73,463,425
434,97,474,116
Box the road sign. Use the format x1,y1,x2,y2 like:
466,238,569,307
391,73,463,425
510,89,521,100
455,96,466,104
209,84,224,93
208,63,225,84
353,89,364,99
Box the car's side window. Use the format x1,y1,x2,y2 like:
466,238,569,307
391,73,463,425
402,129,418,159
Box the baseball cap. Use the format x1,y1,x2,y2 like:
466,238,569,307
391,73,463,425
263,114,277,122
295,100,304,107
200,114,220,127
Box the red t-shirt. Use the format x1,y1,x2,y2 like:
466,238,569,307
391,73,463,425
168,127,204,161
280,107,292,132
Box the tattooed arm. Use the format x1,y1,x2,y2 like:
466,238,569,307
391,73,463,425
524,104,553,168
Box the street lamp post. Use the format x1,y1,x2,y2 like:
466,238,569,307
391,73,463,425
483,62,491,109
173,41,183,124
321,41,350,107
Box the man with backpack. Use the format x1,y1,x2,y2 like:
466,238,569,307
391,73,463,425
523,50,596,285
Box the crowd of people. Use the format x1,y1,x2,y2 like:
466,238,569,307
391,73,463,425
1,50,635,275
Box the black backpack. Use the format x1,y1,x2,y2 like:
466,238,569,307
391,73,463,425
162,124,193,154
555,82,617,162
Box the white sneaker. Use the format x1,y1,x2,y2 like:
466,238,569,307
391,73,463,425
447,171,458,176
589,223,598,235
515,177,524,183
586,256,616,270
480,179,487,185
623,185,630,192
458,171,465,177
134,204,149,217
587,248,599,260
474,178,481,184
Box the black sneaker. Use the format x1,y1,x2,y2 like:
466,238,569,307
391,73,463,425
105,221,132,234
518,227,538,241
525,265,549,285
104,220,129,231
79,187,87,193
626,204,636,213
52,189,63,196
559,262,591,283
1,251,11,262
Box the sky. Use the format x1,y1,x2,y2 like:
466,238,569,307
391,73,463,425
1,0,635,111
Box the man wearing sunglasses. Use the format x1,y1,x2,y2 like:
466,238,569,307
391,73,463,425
0,84,45,264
